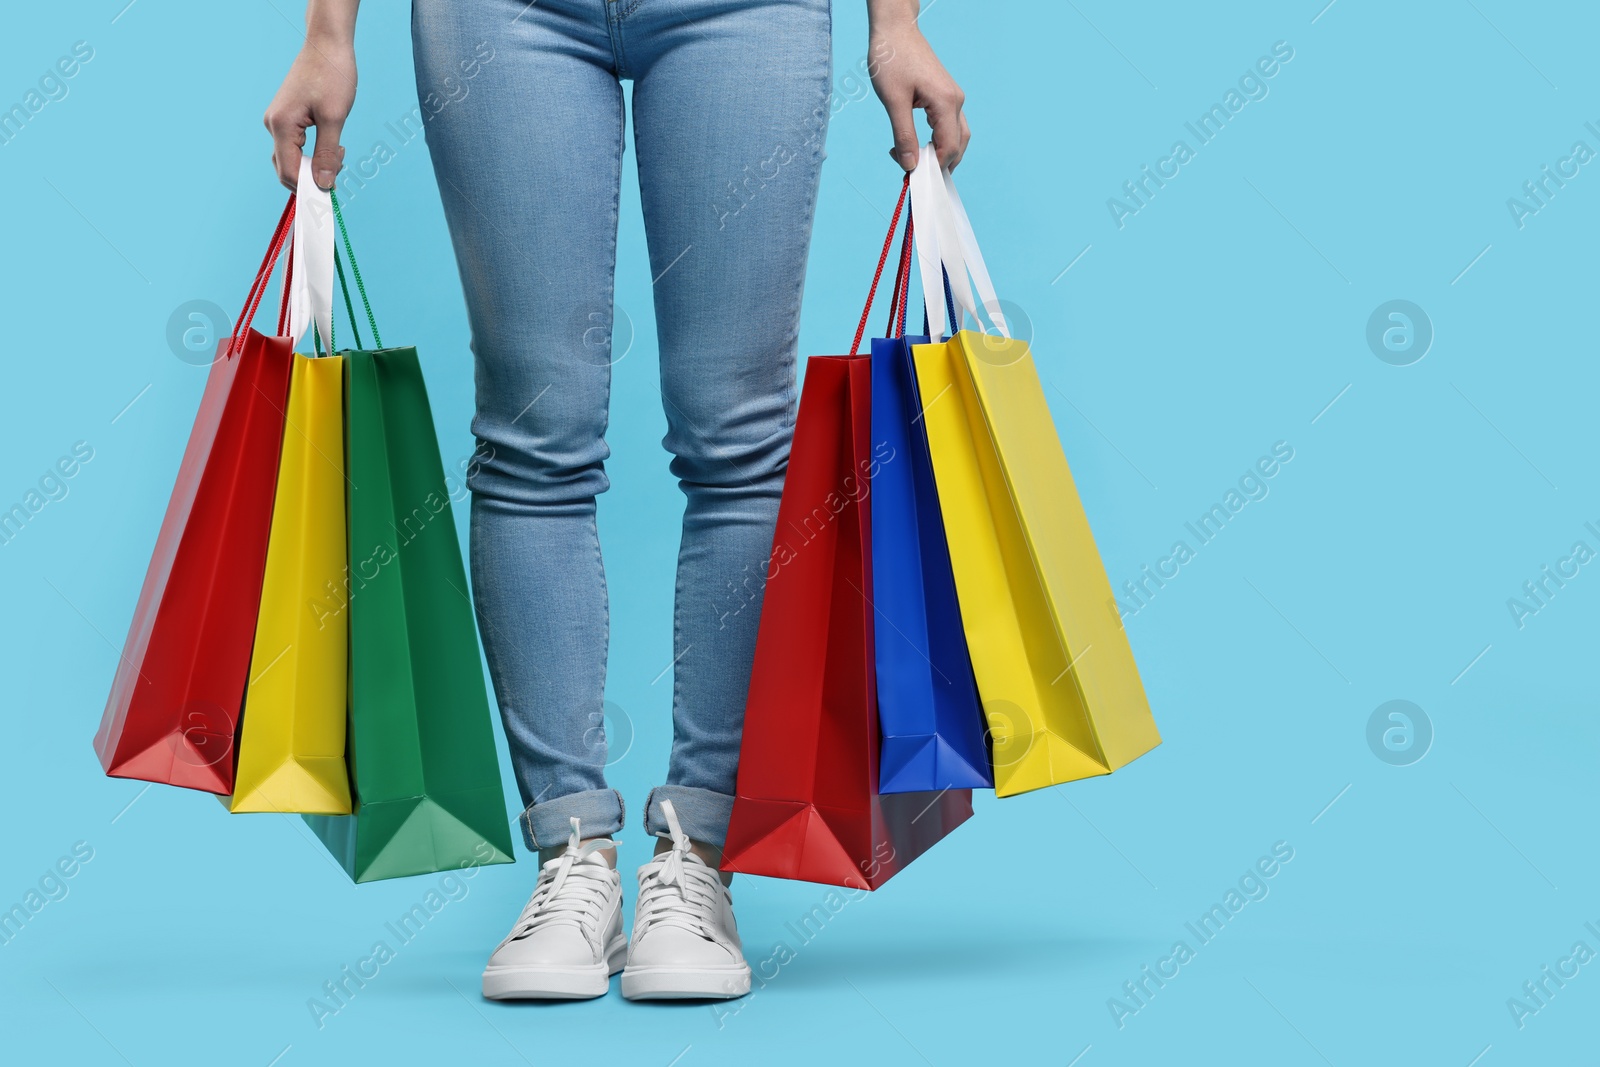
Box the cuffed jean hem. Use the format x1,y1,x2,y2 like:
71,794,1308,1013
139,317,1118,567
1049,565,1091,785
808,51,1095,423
644,785,736,848
520,788,625,851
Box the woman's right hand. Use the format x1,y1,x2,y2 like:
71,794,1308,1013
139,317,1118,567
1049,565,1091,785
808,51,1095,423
264,39,358,191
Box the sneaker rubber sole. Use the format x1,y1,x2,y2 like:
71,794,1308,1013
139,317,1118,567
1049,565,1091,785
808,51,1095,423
481,939,627,1000
620,961,752,1001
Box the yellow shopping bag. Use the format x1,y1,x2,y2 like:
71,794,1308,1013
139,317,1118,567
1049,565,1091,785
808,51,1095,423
228,352,352,813
905,143,1159,797
914,334,1160,795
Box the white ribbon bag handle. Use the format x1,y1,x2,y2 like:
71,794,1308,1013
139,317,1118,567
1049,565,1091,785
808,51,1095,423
909,142,951,338
924,143,979,334
284,155,335,351
941,165,1010,340
911,143,1012,341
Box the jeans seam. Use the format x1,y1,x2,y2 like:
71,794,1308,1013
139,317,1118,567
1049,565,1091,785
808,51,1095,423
786,25,831,431
591,78,623,772
469,499,537,816
668,527,686,778
606,2,632,77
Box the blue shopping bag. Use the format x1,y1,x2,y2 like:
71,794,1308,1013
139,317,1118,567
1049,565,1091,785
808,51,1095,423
867,205,992,794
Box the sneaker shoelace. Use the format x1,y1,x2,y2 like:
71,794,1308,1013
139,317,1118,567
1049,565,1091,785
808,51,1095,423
634,799,725,943
505,817,615,945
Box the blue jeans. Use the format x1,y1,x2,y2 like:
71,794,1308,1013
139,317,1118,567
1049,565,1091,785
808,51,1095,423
412,0,832,850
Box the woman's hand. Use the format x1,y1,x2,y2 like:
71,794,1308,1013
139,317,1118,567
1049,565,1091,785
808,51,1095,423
264,1,362,190
867,0,969,171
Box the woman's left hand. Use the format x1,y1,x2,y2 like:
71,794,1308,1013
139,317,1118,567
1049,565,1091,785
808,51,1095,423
867,0,969,172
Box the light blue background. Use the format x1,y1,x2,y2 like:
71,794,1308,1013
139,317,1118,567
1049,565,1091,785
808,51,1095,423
2,1,1596,1064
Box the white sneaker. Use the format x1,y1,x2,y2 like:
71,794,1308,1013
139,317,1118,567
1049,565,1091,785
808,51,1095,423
621,800,752,1000
481,818,626,1000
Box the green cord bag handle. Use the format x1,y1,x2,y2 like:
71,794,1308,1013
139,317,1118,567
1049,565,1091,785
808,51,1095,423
327,190,382,352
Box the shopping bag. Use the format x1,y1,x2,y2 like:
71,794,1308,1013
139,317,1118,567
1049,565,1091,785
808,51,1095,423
869,207,991,794
908,144,1160,797
227,163,351,814
303,202,516,880
227,349,351,814
722,182,973,890
94,195,305,794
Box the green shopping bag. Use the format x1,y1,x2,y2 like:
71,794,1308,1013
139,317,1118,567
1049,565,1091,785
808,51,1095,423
304,203,516,882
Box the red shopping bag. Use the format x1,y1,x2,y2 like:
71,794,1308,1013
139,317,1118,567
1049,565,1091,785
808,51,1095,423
94,198,301,794
721,181,973,890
